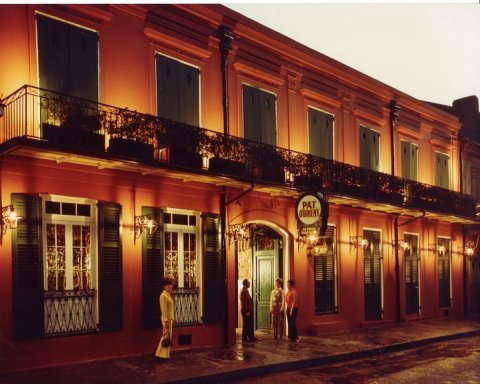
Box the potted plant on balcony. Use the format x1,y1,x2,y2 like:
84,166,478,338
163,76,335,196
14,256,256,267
209,135,248,177
107,109,155,162
156,118,202,168
43,99,105,153
248,142,285,183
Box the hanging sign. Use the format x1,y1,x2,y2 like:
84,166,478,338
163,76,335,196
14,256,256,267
296,191,329,236
296,193,322,226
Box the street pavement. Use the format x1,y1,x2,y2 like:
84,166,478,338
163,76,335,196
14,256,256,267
1,318,480,384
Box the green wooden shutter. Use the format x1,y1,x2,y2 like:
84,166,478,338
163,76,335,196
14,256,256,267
324,114,334,160
370,129,380,171
98,202,123,331
309,109,334,160
142,207,164,329
401,141,418,181
181,64,199,126
404,234,419,314
12,194,44,340
359,125,369,169
438,238,451,308
243,85,260,142
401,140,409,179
156,54,174,120
308,108,322,157
261,90,276,146
314,226,336,314
202,213,224,323
364,230,382,320
410,143,418,181
243,85,276,145
156,54,199,125
68,21,98,102
37,14,98,101
435,152,449,189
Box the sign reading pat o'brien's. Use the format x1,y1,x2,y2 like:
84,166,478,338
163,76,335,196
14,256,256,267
296,192,328,233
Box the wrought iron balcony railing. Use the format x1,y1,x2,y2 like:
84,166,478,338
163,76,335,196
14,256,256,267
0,85,478,220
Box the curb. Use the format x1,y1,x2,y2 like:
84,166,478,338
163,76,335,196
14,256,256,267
161,330,480,384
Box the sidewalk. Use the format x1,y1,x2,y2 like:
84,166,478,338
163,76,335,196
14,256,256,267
2,318,480,384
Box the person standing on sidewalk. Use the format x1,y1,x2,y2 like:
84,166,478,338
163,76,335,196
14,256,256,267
270,277,285,340
286,279,299,342
240,279,256,342
155,276,175,360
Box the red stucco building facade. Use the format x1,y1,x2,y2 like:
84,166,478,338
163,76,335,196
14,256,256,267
0,4,478,373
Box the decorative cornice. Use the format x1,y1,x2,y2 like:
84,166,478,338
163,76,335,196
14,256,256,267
233,62,284,88
430,138,452,152
300,88,341,109
144,27,212,62
64,5,113,25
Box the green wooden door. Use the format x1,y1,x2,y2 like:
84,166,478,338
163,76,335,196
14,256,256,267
253,234,278,330
255,256,274,329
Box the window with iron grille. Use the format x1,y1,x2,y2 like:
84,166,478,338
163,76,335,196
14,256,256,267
42,195,98,336
163,209,201,325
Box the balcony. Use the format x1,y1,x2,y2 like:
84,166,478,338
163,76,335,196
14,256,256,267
0,85,478,222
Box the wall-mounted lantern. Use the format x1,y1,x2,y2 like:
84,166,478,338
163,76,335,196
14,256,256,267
429,243,446,256
349,236,368,251
134,215,158,241
1,205,21,235
391,239,411,252
460,235,480,257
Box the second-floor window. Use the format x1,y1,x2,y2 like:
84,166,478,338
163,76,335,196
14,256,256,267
308,107,334,160
471,167,480,200
156,54,199,126
401,140,418,181
37,14,98,101
435,151,450,189
242,85,277,146
359,125,380,171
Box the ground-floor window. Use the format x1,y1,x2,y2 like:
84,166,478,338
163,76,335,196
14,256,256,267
437,237,452,308
404,233,420,315
163,209,201,324
314,225,336,314
42,195,98,336
364,229,383,320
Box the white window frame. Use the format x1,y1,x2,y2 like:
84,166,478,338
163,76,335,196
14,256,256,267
41,194,98,292
163,208,202,290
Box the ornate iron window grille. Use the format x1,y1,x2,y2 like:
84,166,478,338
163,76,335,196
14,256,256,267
44,289,97,337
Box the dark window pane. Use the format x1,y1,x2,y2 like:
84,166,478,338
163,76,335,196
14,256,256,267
61,202,76,215
164,213,171,224
189,215,196,226
77,204,91,217
45,201,61,214
172,214,188,225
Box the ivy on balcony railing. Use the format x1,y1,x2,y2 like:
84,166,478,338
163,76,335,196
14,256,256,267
0,85,477,220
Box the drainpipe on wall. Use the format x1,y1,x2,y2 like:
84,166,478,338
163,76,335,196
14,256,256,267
393,217,401,323
219,26,234,344
220,26,234,136
389,100,401,322
389,100,400,177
